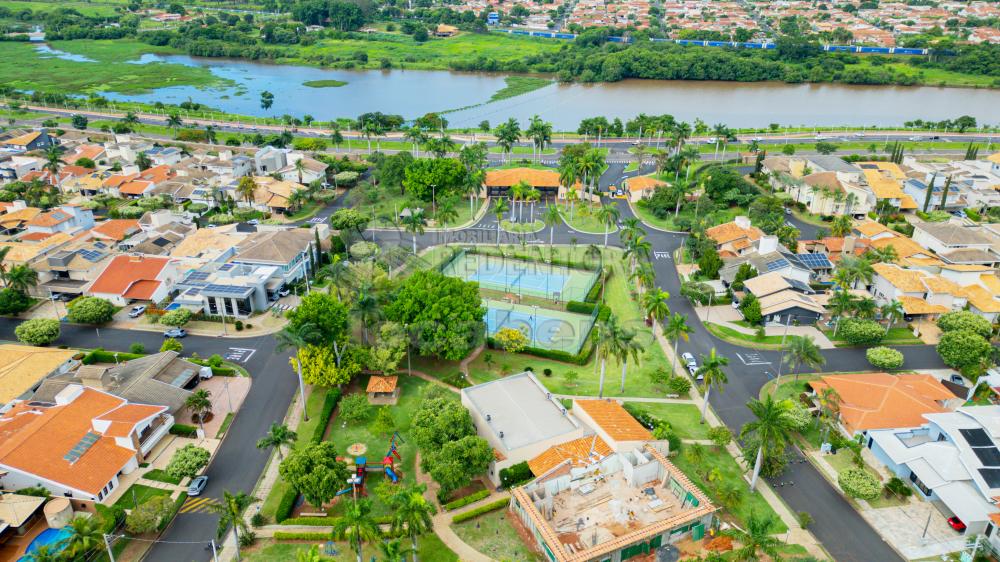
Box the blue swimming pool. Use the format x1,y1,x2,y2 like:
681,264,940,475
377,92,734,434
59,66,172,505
19,527,71,561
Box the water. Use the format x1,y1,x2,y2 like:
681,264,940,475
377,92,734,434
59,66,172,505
97,52,1000,129
35,44,95,62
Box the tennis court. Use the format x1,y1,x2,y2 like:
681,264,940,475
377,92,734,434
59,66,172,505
485,299,595,354
442,251,598,302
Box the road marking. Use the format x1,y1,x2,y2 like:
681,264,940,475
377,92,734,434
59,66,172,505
180,497,220,514
307,217,326,224
736,352,771,366
653,251,671,260
226,347,256,363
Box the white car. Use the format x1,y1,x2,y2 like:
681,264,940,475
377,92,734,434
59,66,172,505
681,352,697,370
128,305,147,318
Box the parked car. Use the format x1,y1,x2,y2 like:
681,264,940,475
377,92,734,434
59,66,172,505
247,218,260,225
128,305,147,318
164,328,188,338
48,293,64,301
950,374,966,386
277,287,291,298
682,352,697,369
188,475,208,497
784,207,792,215
947,516,966,532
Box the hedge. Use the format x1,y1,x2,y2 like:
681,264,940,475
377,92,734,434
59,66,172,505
488,337,595,366
585,280,603,303
451,498,510,524
281,515,393,526
312,388,342,444
566,300,598,315
274,488,298,524
273,531,330,541
444,490,490,511
499,461,533,488
169,423,198,437
82,349,145,365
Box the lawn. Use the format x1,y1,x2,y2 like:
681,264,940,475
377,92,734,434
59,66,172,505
557,201,617,234
669,445,788,533
112,483,170,511
633,402,711,440
142,469,181,486
245,533,457,561
500,219,543,233
632,199,746,232
822,326,923,347
705,323,788,350
0,40,225,94
452,508,542,561
0,0,121,16
352,188,482,229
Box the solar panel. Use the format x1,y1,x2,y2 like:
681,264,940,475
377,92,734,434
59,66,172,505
786,278,813,293
187,271,210,282
78,249,105,263
961,428,993,447
63,431,100,463
797,253,832,269
219,263,235,271
765,259,789,272
973,447,1000,467
153,237,171,248
979,468,1000,488
170,369,195,387
93,241,107,249
185,287,202,296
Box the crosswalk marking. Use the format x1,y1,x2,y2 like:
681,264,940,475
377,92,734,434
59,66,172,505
180,497,220,514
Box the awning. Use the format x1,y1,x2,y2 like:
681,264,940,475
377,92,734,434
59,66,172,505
41,279,88,293
933,481,996,524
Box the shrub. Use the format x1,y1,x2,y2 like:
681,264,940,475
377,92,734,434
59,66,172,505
235,320,244,331
866,346,904,370
936,329,991,374
273,531,329,540
708,426,732,448
312,389,342,444
169,423,198,437
666,376,692,395
274,487,298,523
66,296,115,324
883,476,913,499
838,467,881,500
15,318,60,345
161,338,183,353
786,403,811,431
839,318,884,345
16,486,49,498
444,489,490,510
160,308,193,327
126,495,175,534
566,300,598,315
0,288,32,315
499,461,533,488
250,512,267,527
450,498,510,523
937,310,992,339
129,342,146,354
166,444,210,480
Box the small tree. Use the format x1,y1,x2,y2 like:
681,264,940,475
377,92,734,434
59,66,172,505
936,329,991,375
708,426,732,448
697,246,723,279
369,406,395,437
166,444,210,480
563,370,579,387
161,338,184,353
129,342,146,354
185,388,213,434
839,318,884,345
494,326,528,353
739,294,762,325
866,346,904,370
126,496,175,534
0,288,32,315
278,442,350,508
66,296,115,324
338,392,371,425
838,467,881,500
937,310,992,339
160,308,193,327
14,318,60,346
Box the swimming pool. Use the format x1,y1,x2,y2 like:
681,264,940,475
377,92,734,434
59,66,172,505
19,527,71,561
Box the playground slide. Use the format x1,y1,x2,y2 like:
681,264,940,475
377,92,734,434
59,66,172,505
335,488,353,496
385,467,399,483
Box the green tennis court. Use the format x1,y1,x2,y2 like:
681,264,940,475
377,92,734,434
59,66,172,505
485,299,595,354
442,250,598,302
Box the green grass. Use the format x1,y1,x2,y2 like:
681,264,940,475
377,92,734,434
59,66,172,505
624,160,640,172
112,484,170,511
0,40,225,94
632,193,746,232
216,412,235,438
303,79,348,88
354,188,482,229
705,323,788,350
557,201,617,234
452,508,542,561
636,403,711,440
489,76,552,102
246,533,458,561
142,469,182,486
500,219,543,233
670,445,788,533
0,0,121,16
822,326,923,347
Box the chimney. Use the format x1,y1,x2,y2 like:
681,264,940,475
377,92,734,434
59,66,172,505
735,216,751,230
758,235,779,255
843,236,856,255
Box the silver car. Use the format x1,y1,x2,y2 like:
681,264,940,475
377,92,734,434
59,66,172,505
188,475,208,496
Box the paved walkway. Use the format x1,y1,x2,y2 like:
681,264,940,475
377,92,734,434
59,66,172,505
695,305,837,349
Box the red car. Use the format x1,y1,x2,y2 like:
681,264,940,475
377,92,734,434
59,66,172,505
947,516,967,532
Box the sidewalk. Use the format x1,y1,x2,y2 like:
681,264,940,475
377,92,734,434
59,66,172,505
694,305,836,349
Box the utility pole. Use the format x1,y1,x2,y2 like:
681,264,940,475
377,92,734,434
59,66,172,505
103,534,116,562
210,539,219,562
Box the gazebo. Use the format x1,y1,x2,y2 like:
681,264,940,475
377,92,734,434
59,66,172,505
366,375,400,405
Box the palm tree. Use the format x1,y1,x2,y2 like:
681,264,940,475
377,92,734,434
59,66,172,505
166,113,183,138
641,288,670,326
782,335,825,384
61,516,103,560
294,158,307,184
527,115,552,162
404,126,426,157
509,180,526,223
543,203,561,249
695,348,729,423
593,314,626,398
663,313,691,379
711,123,728,161
830,214,853,237
317,255,349,298
741,395,796,491
332,498,381,562
435,201,458,244
579,148,605,196
4,264,37,293
725,511,783,561
276,323,322,422
866,244,898,264
401,210,426,255
256,422,298,461
42,146,63,177
426,135,457,159
853,296,877,319
390,485,434,562
296,545,323,562
828,289,856,337
236,176,258,205
615,325,642,393
379,539,415,562
212,490,257,561
0,246,11,287
595,205,620,247
493,118,521,163
525,187,541,222
624,235,652,275
492,198,509,245
839,256,874,290
361,120,381,154
26,545,61,562
352,286,382,343
185,388,213,435
123,111,140,127
204,124,217,145
880,300,904,335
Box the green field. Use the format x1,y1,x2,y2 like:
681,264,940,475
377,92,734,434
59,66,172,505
0,0,122,17
0,40,224,94
246,534,457,562
452,509,542,561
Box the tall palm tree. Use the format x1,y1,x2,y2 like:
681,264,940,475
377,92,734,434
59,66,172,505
401,210,426,255
390,485,434,562
404,126,426,157
212,490,257,562
294,158,306,184
543,203,561,249
0,246,11,287
615,325,642,393
492,198,509,245
595,205,620,247
123,111,140,127
256,422,298,461
379,539,415,562
711,123,728,161
352,286,382,343
741,395,796,491
42,146,63,177
641,288,670,326
493,118,521,163
332,498,381,562
828,289,856,337
593,314,626,398
26,544,61,562
185,389,213,435
782,335,825,384
509,180,526,223
525,187,541,223
624,235,652,275
276,323,322,422
830,214,853,237
579,148,605,196
839,256,874,290
61,516,103,560
663,313,691,379
4,264,37,293
435,201,458,244
725,511,783,561
527,115,552,162
865,244,898,264
880,300,904,335
236,176,258,205
695,348,729,423
166,113,183,138
317,255,349,298
361,120,380,154
853,296,877,319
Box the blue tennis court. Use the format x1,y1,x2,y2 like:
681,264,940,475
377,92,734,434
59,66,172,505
442,251,598,302
485,299,595,353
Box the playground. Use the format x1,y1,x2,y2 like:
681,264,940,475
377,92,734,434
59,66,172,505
336,432,404,499
484,299,596,354
441,250,598,302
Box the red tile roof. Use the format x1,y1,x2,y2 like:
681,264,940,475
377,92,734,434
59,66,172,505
91,219,140,241
89,255,169,298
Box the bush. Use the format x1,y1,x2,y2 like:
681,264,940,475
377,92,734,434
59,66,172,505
866,346,904,370
566,300,598,315
82,349,144,364
169,423,198,437
936,329,991,374
312,389,342,444
166,444,210,480
129,342,146,354
0,288,32,315
67,296,115,324
274,487,299,523
444,489,490,510
15,318,60,345
273,531,329,540
666,376,692,395
235,320,244,331
160,308,193,327
937,310,992,339
499,461,534,488
838,318,884,345
838,467,881,500
883,476,913,499
450,498,510,523
16,486,49,498
708,426,732,448
585,280,603,303
250,512,267,527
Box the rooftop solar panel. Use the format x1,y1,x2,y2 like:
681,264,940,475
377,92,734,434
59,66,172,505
973,447,1000,467
979,468,1000,489
766,259,789,272
961,428,993,447
63,431,100,463
187,271,210,282
797,253,832,269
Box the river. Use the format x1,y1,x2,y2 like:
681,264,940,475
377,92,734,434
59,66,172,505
85,50,1000,129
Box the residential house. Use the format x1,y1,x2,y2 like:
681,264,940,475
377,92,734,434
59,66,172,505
0,129,55,153
168,225,247,262
277,155,328,185
0,345,78,411
624,175,666,202
0,493,46,542
0,155,43,180
31,238,115,298
705,216,765,257
120,211,196,255
0,233,73,272
90,219,141,244
62,144,106,166
741,271,825,325
253,146,288,174
0,385,171,503
195,151,252,180
172,261,280,317
87,254,180,306
0,202,41,235
866,406,1000,547
720,236,815,285
22,205,95,238
858,161,919,213
911,221,1000,267
233,176,305,215
854,222,943,270
797,236,870,263
230,228,317,287
145,146,183,167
